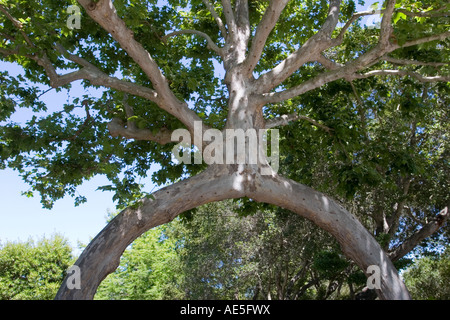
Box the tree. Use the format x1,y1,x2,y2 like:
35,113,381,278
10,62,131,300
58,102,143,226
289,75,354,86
0,235,74,300
402,247,450,300
0,0,448,299
159,201,360,300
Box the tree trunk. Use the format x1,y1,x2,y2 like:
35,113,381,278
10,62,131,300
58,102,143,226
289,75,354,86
55,162,411,300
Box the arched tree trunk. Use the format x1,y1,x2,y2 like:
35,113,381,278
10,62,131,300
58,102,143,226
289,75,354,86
55,163,411,300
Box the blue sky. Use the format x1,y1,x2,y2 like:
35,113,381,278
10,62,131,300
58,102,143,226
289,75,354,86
0,1,380,255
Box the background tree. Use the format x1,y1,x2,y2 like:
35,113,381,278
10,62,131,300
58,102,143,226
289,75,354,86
0,0,449,299
402,247,450,300
174,202,358,300
0,234,74,300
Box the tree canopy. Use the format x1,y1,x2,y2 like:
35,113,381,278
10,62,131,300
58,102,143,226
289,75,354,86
0,0,449,300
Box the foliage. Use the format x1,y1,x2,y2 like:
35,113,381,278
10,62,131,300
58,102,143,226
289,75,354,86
0,0,447,209
0,234,74,300
402,247,450,300
95,224,184,300
275,74,450,256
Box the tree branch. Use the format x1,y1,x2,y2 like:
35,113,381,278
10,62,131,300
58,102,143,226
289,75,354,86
332,9,382,46
29,46,160,103
333,5,449,47
316,53,343,70
77,0,204,134
320,0,343,38
242,0,289,77
55,165,244,299
0,31,16,42
392,31,450,49
258,27,450,105
235,0,250,40
265,114,334,134
259,68,345,104
350,69,450,83
0,4,34,47
201,0,227,39
388,207,449,262
397,7,449,18
221,0,236,37
107,118,173,145
383,55,448,67
254,0,342,93
122,93,137,130
2,43,177,145
162,29,223,56
379,0,396,46
249,171,411,300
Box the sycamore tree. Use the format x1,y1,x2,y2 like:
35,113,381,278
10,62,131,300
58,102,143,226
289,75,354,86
0,0,449,300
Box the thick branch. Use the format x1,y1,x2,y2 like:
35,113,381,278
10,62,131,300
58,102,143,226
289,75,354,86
316,53,343,70
249,170,411,300
258,1,403,103
388,207,449,262
334,6,449,46
260,68,345,104
332,9,382,46
320,0,343,38
379,0,396,45
242,0,289,77
108,94,175,144
383,56,448,67
0,4,34,47
77,0,203,134
259,29,450,104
